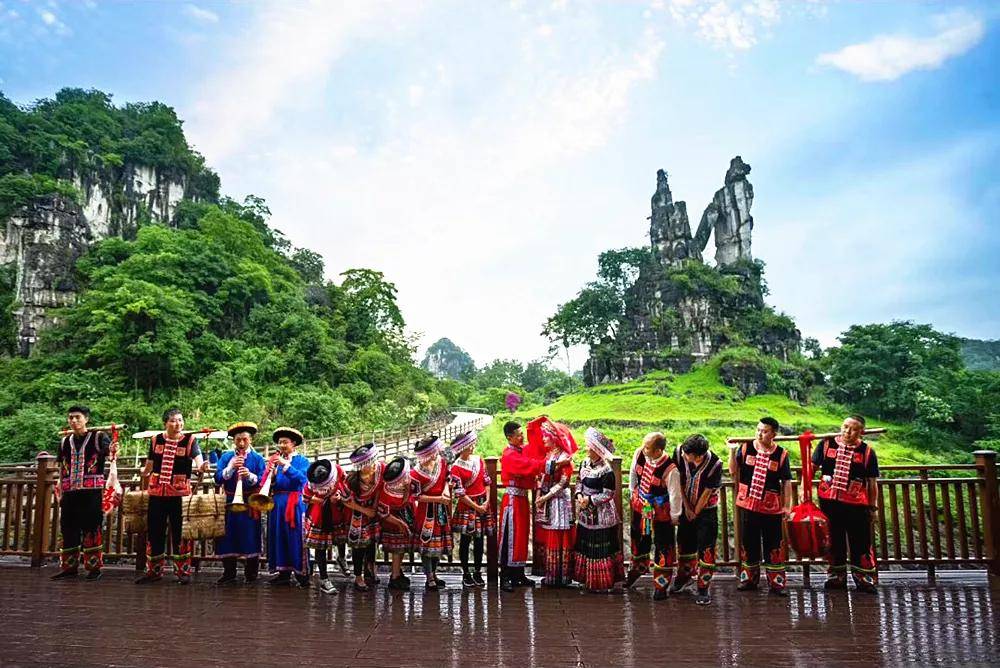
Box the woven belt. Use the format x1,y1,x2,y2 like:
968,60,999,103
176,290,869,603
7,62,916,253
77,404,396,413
505,487,529,497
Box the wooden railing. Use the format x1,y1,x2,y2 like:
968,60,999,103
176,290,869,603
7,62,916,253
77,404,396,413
3,444,997,582
0,413,488,569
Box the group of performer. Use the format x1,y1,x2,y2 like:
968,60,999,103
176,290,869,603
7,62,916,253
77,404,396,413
49,405,881,601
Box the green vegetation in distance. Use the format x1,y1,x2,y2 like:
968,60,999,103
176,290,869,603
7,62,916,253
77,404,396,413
475,356,984,470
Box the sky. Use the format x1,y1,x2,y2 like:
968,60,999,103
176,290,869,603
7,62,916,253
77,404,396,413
1,0,998,370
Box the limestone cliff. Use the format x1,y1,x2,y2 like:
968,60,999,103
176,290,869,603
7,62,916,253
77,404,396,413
584,156,799,386
0,164,192,353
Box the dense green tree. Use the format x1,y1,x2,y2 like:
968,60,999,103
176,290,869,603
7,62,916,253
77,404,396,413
826,321,963,421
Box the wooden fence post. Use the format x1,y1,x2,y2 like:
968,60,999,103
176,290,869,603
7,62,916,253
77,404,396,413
729,446,742,576
31,453,57,567
612,456,624,567
974,451,1000,579
486,456,499,584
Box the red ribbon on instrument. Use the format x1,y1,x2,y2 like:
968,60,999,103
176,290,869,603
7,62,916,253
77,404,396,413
798,430,815,498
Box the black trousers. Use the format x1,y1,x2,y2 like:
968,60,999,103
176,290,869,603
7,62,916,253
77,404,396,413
222,556,260,580
630,512,675,565
60,489,103,550
676,508,718,591
147,495,183,558
459,534,484,573
820,499,875,573
740,509,783,567
352,544,377,577
677,508,718,559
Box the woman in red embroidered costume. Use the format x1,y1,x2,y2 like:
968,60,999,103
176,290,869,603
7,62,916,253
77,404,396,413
304,458,349,594
411,435,453,590
449,430,493,587
730,417,793,596
135,408,208,585
532,418,577,587
807,415,880,593
342,442,384,592
52,405,116,581
571,427,625,593
378,456,418,591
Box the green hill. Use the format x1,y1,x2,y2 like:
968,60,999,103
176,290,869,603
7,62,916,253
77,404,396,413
476,357,973,468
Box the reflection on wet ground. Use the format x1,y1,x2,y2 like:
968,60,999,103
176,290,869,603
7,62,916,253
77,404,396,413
1,566,997,667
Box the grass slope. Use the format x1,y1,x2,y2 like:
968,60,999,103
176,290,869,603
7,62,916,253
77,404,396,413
477,361,972,468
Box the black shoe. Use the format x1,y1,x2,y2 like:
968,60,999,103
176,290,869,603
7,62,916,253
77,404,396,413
769,587,788,597
515,575,537,588
434,576,447,589
669,578,691,594
824,577,847,590
353,580,371,592
215,573,238,586
337,557,351,578
463,572,477,588
855,583,878,595
268,574,292,586
176,575,191,585
85,570,102,582
244,576,258,585
472,571,486,587
134,574,161,584
625,569,643,588
388,575,410,591
695,590,711,605
736,580,758,592
501,578,515,592
51,569,79,580
653,588,668,601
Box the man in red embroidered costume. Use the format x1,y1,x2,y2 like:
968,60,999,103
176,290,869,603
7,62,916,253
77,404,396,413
499,421,545,592
625,432,682,600
671,434,722,605
135,408,208,585
809,415,880,593
52,405,116,581
731,417,793,596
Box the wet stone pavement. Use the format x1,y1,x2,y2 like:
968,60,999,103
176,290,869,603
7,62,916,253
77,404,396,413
0,566,998,667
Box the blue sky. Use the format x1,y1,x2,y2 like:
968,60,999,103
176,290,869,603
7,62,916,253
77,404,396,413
1,0,998,368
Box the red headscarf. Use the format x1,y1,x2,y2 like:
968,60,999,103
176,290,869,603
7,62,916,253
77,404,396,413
525,416,578,461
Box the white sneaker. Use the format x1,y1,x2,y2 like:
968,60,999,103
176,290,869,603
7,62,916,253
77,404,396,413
318,578,336,595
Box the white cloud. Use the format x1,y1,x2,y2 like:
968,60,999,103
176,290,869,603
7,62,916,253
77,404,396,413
186,2,667,364
760,132,1000,348
188,0,426,161
183,4,219,25
658,0,783,51
36,6,70,36
816,10,985,82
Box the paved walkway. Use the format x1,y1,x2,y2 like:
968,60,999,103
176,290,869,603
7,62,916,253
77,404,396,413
1,566,997,667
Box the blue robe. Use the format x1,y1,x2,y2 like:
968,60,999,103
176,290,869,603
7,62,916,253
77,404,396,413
215,449,266,558
267,453,309,574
